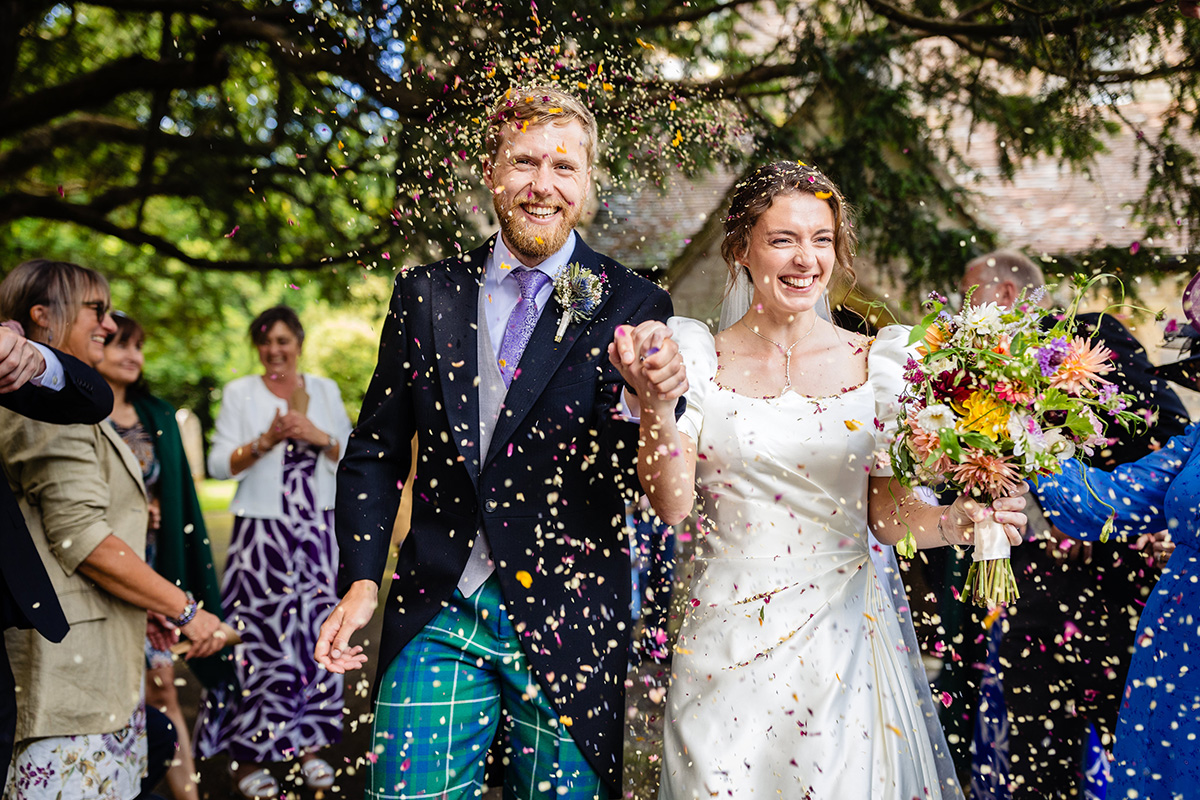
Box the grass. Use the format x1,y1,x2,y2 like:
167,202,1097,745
196,478,236,513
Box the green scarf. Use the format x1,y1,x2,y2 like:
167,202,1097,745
132,393,236,691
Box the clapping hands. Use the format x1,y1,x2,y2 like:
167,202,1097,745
608,321,688,416
263,407,328,448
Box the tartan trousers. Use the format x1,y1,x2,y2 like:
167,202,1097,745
367,575,607,800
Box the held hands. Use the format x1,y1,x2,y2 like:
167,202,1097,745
607,321,688,416
314,580,377,673
0,325,47,394
941,484,1030,547
146,611,178,652
1045,525,1092,564
1136,531,1175,569
179,608,225,660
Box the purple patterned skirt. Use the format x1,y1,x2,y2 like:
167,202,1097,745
195,442,344,764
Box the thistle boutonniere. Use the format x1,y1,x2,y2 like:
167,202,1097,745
552,263,605,342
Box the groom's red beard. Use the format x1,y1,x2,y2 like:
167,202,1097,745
493,192,583,261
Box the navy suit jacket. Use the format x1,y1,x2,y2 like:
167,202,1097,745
336,235,673,791
0,348,113,640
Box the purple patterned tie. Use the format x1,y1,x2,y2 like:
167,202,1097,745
497,267,551,387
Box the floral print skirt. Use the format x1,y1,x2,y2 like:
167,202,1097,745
4,700,147,800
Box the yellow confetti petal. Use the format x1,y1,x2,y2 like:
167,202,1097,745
547,107,563,114
845,419,862,431
636,37,655,50
516,570,533,589
815,190,832,199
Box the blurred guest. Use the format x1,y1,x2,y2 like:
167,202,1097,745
98,312,232,800
960,251,1190,798
0,316,113,788
0,259,224,800
1034,318,1200,800
194,306,351,800
627,496,675,665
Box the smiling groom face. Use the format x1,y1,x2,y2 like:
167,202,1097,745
483,117,591,267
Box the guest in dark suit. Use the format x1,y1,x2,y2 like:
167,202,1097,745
315,86,683,799
0,323,113,786
960,250,1190,798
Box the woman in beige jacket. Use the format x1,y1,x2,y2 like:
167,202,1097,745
0,259,224,800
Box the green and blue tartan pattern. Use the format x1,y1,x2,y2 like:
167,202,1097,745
367,575,607,800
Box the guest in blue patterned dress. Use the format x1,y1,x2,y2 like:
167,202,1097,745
1034,322,1200,800
194,306,351,800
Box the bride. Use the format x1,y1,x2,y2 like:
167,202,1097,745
609,161,1028,799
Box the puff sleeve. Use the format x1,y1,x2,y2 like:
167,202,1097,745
868,325,917,478
668,316,718,443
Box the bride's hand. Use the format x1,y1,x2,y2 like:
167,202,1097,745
943,484,1030,546
608,322,688,412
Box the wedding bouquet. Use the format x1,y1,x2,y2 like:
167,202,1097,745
889,280,1140,607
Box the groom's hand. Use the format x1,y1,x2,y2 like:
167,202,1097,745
609,322,688,410
315,580,378,673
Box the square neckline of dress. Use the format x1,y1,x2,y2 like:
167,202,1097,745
712,335,876,401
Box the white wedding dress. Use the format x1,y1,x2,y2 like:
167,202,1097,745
659,317,961,800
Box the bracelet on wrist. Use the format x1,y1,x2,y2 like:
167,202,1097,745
938,512,956,545
171,591,198,628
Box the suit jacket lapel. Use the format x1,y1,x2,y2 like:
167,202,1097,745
485,236,614,465
433,241,488,483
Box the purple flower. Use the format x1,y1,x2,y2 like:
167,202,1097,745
1036,337,1070,376
903,356,926,383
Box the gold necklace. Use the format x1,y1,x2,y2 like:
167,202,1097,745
740,315,817,392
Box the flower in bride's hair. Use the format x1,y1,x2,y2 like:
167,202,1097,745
951,449,1024,498
960,391,1010,442
916,403,956,433
1048,337,1113,394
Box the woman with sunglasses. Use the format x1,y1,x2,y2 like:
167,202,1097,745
0,259,225,800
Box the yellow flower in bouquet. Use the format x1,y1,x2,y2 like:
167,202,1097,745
960,390,1010,442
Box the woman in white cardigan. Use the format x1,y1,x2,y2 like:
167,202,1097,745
194,306,351,800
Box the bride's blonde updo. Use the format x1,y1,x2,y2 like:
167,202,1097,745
720,161,858,288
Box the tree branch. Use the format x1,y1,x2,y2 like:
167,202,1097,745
863,0,1161,38
606,0,761,30
0,191,364,271
0,53,228,137
0,116,274,179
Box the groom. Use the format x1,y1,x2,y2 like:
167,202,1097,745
315,86,680,798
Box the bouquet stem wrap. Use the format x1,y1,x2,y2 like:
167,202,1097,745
963,516,1019,607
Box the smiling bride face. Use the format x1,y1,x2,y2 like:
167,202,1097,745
740,192,838,319
721,161,857,320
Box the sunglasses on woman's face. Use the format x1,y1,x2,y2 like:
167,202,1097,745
82,300,110,323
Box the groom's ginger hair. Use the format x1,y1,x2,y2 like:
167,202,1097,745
485,86,598,167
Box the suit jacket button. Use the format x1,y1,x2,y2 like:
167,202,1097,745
484,500,498,512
